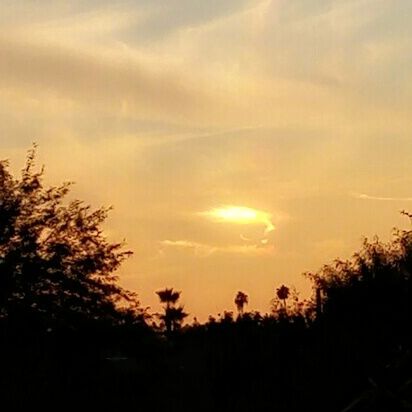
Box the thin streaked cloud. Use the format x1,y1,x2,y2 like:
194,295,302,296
160,239,274,257
351,192,412,202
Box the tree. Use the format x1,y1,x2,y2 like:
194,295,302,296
270,284,290,318
276,285,290,303
0,146,139,331
303,221,412,401
234,291,248,317
156,287,187,336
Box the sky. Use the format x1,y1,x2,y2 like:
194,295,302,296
2,0,412,320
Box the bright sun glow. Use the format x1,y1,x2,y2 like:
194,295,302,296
211,206,257,222
201,206,275,234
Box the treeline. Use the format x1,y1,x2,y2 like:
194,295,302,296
1,148,412,411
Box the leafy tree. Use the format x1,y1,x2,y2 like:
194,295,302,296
303,220,412,410
306,231,412,331
0,146,139,331
156,287,187,336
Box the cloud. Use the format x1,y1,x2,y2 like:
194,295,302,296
160,239,274,257
119,0,255,42
0,35,212,125
351,192,412,202
4,0,412,138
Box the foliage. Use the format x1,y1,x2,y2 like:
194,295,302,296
270,284,310,321
234,291,248,316
156,288,181,306
0,146,140,329
156,287,188,336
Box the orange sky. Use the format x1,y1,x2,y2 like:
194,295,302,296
2,1,412,320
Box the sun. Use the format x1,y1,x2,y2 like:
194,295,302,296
201,206,275,233
207,206,258,223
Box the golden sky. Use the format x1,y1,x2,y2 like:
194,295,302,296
2,1,412,320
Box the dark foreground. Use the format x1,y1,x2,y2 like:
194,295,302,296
1,294,412,412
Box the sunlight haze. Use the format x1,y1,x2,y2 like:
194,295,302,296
1,0,412,320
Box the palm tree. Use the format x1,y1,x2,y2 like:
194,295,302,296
234,291,249,317
276,285,290,309
156,288,180,308
156,288,188,336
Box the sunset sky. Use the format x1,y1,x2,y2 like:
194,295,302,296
2,1,412,320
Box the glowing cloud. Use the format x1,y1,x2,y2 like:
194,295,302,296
200,206,275,235
160,239,274,257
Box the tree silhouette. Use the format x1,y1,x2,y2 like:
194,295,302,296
0,146,139,331
269,284,290,316
276,285,290,303
234,291,248,317
156,287,188,336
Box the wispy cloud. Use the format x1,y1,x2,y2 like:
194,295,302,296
0,35,212,125
351,192,412,202
160,239,274,257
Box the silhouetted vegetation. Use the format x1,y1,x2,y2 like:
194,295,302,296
234,290,248,316
1,148,412,411
156,287,188,337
